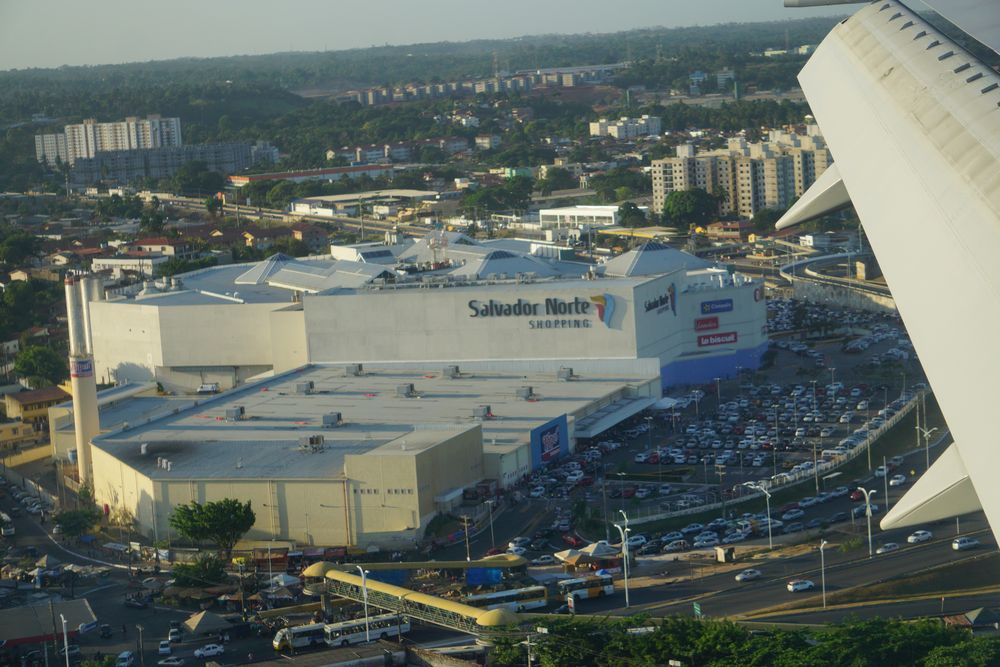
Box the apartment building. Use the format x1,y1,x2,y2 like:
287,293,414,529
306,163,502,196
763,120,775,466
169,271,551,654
589,115,662,140
651,126,833,219
36,115,182,166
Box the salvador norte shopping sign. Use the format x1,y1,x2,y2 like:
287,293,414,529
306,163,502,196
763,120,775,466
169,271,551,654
466,294,616,329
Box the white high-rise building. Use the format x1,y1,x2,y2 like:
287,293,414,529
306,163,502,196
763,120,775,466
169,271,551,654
37,115,182,166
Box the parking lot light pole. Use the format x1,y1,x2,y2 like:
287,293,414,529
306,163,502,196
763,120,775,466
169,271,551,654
613,510,631,608
60,614,71,667
486,499,495,549
857,488,877,558
714,377,721,403
356,566,371,642
829,368,836,389
819,540,828,609
747,482,772,550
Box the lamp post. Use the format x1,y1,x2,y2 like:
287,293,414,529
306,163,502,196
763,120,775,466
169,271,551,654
716,465,727,520
486,499,496,549
917,426,939,470
829,367,836,389
356,565,371,642
616,472,627,512
883,456,891,511
136,624,145,667
601,464,610,542
819,540,828,610
743,482,772,550
613,510,631,608
60,614,71,667
714,377,721,403
857,487,877,558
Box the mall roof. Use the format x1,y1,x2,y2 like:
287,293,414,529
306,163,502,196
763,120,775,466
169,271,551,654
92,363,659,478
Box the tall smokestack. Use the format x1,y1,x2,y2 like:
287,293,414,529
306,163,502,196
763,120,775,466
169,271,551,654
79,275,103,355
65,275,99,486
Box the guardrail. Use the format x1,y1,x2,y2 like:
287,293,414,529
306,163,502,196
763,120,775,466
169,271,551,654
625,389,929,527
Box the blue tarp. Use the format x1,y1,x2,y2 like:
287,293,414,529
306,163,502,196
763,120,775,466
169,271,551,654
466,567,503,586
79,534,96,544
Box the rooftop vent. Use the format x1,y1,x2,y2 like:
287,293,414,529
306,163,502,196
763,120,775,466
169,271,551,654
298,434,325,452
322,412,343,428
516,386,534,400
443,365,460,379
295,381,315,395
473,405,493,420
345,363,364,376
557,367,575,382
140,443,149,456
225,406,246,421
397,383,416,398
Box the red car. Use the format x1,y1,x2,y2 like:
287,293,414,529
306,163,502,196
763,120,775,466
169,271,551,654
646,452,660,465
622,487,637,499
849,489,865,502
578,476,594,487
562,533,586,548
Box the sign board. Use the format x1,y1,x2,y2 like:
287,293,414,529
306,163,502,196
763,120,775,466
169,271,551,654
697,332,738,347
530,414,569,468
693,602,702,617
700,298,733,314
566,593,576,614
694,316,719,331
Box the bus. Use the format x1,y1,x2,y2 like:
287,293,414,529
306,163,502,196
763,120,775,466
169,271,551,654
556,574,615,600
464,586,548,612
324,614,410,647
272,622,326,651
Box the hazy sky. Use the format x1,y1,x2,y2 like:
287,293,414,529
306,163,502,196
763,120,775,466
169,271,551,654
0,0,849,71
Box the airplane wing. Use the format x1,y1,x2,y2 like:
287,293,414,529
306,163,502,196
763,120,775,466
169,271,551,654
777,0,1000,533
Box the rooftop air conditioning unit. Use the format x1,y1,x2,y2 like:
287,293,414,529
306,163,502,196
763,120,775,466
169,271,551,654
225,406,246,421
473,405,492,420
443,365,460,379
557,367,574,382
345,363,364,376
298,434,325,451
516,386,534,400
397,383,416,398
322,412,343,428
295,381,315,395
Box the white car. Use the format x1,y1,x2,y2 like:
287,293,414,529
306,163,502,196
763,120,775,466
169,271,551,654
193,644,224,659
735,568,761,582
157,659,185,667
529,486,546,498
781,509,805,521
158,640,172,656
508,536,531,550
635,487,652,499
531,554,556,566
907,530,933,544
876,542,900,554
625,534,647,548
693,535,720,548
506,546,527,557
874,465,888,477
888,474,907,487
658,484,672,496
787,579,815,593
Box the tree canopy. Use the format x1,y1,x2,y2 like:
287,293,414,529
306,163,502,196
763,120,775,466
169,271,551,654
663,188,719,227
13,345,68,387
54,508,102,539
169,498,255,556
617,202,647,228
491,616,1000,667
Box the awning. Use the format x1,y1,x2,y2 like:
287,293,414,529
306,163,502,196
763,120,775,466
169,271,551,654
574,397,658,439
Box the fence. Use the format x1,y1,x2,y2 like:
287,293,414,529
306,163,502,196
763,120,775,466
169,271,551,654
624,389,929,527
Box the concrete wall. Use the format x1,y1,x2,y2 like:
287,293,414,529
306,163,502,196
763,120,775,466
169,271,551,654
790,278,896,314
270,308,309,373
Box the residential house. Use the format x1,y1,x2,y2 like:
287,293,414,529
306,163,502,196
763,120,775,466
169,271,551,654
4,386,70,427
291,223,328,253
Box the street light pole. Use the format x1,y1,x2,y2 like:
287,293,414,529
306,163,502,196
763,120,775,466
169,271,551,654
601,465,610,542
743,482,772,550
486,500,495,549
883,456,891,511
613,510,631,608
857,488,877,558
918,426,938,470
819,540,828,609
714,377,721,403
829,367,836,388
135,624,145,667
59,615,70,667
356,565,371,642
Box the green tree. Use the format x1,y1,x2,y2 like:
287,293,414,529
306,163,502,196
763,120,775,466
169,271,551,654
663,188,718,227
171,553,228,587
536,167,577,195
750,207,786,234
169,498,256,557
617,201,647,227
54,508,102,538
205,196,223,217
0,231,41,265
13,345,68,386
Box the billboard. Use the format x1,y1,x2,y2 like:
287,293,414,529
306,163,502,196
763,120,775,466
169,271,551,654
700,299,734,314
694,316,719,331
698,331,738,347
530,414,569,468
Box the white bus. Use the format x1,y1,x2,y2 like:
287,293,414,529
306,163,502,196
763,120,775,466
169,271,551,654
324,614,410,647
464,585,548,612
272,622,326,651
556,574,615,600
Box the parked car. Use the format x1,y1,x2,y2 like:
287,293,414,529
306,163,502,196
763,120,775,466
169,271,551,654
952,536,981,551
158,640,172,656
506,546,526,557
781,509,805,521
562,534,586,548
907,530,933,544
193,644,224,659
508,537,531,550
787,579,815,593
168,628,183,643
889,474,907,487
116,652,136,667
58,645,82,659
662,539,690,553
531,554,557,566
735,568,761,582
157,659,185,667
